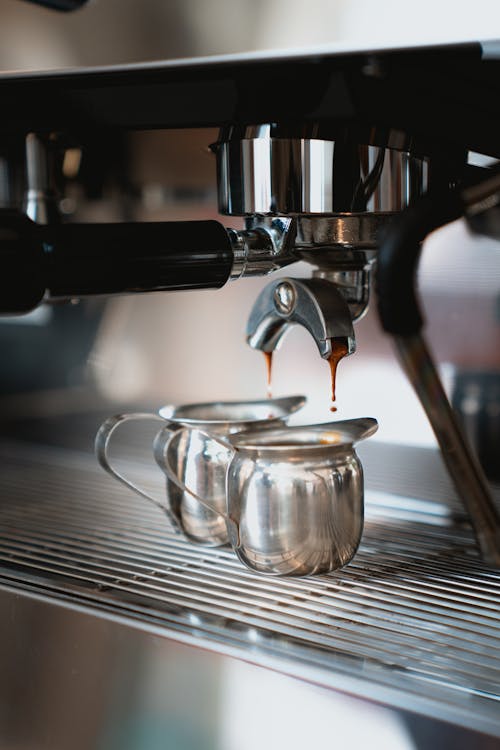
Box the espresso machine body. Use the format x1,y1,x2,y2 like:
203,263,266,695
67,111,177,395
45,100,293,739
0,4,500,748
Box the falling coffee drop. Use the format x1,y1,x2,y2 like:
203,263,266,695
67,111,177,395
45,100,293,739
327,339,348,412
263,351,273,399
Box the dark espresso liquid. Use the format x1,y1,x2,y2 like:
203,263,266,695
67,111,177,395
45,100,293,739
263,351,273,399
327,339,348,412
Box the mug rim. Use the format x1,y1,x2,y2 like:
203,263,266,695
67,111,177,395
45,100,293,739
158,394,306,426
229,417,378,451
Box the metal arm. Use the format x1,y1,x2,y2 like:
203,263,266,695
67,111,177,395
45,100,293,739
376,169,500,566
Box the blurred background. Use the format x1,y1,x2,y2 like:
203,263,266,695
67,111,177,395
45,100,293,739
1,0,500,450
2,0,500,69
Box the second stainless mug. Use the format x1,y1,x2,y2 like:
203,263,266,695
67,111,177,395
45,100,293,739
95,395,306,546
157,418,378,576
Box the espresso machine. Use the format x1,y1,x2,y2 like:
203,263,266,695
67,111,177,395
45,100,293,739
0,1,499,748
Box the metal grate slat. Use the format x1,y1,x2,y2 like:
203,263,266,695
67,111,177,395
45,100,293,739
0,439,499,731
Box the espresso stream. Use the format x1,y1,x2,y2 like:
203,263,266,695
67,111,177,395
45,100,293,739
328,338,348,412
263,338,347,411
263,351,273,399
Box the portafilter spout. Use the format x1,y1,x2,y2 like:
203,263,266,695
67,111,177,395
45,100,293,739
246,277,356,359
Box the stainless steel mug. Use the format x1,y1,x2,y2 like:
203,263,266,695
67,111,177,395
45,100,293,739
95,395,306,547
157,417,378,576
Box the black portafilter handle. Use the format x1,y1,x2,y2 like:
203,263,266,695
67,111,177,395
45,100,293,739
0,211,234,314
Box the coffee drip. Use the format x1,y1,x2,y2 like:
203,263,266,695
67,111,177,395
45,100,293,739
262,338,347,411
263,351,273,399
327,338,348,412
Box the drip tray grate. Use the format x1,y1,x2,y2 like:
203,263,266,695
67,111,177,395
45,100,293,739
0,440,499,734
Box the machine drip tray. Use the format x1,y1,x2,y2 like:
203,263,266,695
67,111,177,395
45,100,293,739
0,438,498,736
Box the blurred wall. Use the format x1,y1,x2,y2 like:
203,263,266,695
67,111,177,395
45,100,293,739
1,0,500,72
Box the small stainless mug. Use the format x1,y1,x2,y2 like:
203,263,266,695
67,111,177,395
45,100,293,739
158,417,378,577
95,395,306,547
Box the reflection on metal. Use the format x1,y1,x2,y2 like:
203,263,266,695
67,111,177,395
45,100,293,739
312,267,372,322
246,276,356,358
0,305,52,326
229,216,295,280
221,418,376,576
95,396,306,548
216,125,429,218
0,439,498,737
0,585,419,750
295,215,388,250
23,133,60,225
394,334,500,566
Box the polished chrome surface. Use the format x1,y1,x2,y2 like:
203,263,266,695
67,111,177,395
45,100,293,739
295,215,389,250
394,335,500,566
157,395,306,426
246,277,356,358
0,439,499,736
0,585,427,750
161,418,378,577
464,165,500,240
23,133,60,225
294,220,377,321
230,417,379,449
313,267,372,321
229,217,295,279
216,125,429,218
227,419,377,576
96,396,306,548
274,280,296,314
155,424,232,549
463,165,500,213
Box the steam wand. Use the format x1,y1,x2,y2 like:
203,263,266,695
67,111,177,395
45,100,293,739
376,170,500,566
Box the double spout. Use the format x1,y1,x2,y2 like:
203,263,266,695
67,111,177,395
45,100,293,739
246,276,356,360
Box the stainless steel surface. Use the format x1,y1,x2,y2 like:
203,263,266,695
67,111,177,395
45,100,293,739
463,166,500,214
24,132,60,225
0,584,429,750
95,411,181,527
225,419,376,576
96,396,306,548
465,165,500,241
313,266,372,321
0,438,499,736
161,418,377,576
394,334,500,566
246,277,356,358
295,215,393,250
229,217,295,280
216,125,429,218
451,371,500,482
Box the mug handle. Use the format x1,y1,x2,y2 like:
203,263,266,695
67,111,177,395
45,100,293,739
153,425,241,548
95,413,182,533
